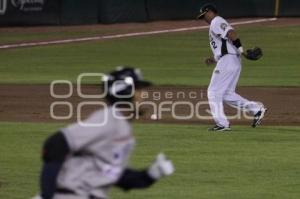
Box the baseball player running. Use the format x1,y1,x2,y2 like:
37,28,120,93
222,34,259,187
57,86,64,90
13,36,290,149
197,3,267,131
32,67,174,199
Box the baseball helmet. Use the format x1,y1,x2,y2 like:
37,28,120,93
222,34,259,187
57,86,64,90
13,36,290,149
102,66,152,104
197,3,218,19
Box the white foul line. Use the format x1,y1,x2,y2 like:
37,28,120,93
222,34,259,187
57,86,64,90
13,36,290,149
0,18,277,50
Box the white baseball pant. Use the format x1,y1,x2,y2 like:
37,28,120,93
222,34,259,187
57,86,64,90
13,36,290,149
207,54,262,127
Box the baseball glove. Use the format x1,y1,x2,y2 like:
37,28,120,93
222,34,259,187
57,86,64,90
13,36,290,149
244,47,263,61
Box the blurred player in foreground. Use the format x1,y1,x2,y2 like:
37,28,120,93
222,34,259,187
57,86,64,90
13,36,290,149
32,67,174,199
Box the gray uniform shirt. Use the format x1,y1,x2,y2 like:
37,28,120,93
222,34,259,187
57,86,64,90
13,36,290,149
56,106,135,199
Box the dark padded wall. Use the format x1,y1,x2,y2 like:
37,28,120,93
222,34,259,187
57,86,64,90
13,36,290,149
0,0,99,26
280,0,300,17
0,0,299,25
60,0,99,25
98,0,148,23
146,0,202,20
200,0,275,18
0,0,60,25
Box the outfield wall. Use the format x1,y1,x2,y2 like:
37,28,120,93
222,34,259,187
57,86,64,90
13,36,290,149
0,0,299,25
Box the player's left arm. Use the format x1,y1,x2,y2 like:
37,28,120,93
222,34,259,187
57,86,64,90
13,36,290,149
227,29,263,61
115,168,155,190
115,153,174,191
227,29,244,55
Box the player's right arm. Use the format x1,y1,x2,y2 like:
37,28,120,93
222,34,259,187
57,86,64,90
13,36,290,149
204,56,217,66
40,131,70,199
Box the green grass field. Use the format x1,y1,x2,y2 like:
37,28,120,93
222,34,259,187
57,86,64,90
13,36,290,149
0,25,299,85
0,123,300,199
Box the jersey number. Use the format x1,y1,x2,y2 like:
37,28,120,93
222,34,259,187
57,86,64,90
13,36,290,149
210,38,217,49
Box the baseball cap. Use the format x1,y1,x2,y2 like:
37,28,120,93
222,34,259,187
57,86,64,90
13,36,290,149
104,66,152,89
102,66,152,103
197,3,218,19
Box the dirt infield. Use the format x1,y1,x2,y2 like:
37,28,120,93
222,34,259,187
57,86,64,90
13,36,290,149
0,84,299,126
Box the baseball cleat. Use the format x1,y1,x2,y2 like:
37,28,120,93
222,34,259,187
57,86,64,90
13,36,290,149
252,107,267,128
208,125,231,132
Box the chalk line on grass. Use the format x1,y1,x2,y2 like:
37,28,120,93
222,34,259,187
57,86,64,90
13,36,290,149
0,18,277,49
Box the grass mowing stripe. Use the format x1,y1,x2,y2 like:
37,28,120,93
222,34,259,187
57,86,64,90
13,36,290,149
0,25,299,86
0,18,276,50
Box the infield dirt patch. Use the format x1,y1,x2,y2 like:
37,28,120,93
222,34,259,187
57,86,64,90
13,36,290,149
0,84,299,126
